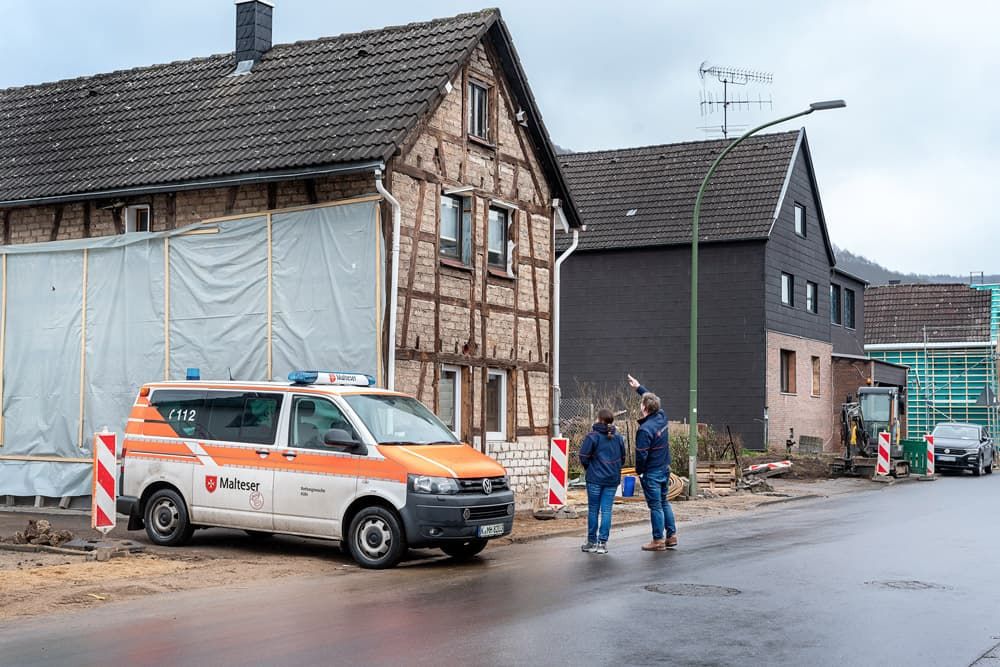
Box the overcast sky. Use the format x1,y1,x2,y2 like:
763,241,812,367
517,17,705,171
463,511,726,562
1,1,995,276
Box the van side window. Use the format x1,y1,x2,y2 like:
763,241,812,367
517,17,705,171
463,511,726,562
291,396,357,450
204,392,283,444
151,390,207,438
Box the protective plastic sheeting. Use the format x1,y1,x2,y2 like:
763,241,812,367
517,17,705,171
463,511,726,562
169,218,268,381
271,202,382,380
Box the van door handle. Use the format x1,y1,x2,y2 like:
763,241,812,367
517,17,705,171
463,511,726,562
281,450,297,459
255,449,270,457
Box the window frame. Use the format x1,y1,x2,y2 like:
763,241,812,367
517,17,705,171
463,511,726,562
438,364,463,438
806,281,818,314
485,368,507,441
811,356,821,397
844,288,856,330
794,203,807,238
487,206,509,269
468,80,490,141
439,194,472,264
830,284,843,326
781,272,794,307
780,349,797,394
288,395,358,451
124,204,151,233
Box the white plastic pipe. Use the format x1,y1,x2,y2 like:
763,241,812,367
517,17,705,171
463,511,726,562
552,216,579,437
374,169,401,391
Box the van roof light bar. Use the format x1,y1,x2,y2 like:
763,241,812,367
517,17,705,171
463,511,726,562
288,371,376,387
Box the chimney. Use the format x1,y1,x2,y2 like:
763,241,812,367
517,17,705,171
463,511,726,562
235,0,273,67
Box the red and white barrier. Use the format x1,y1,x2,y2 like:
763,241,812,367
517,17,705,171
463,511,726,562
924,434,935,477
875,431,891,477
548,437,569,507
91,430,117,535
745,460,792,474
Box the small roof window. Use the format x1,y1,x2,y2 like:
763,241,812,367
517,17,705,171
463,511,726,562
625,208,638,217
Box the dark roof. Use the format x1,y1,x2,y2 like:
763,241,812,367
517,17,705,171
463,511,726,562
557,131,803,251
0,8,580,225
865,284,992,345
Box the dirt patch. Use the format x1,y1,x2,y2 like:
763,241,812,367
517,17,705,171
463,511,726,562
741,454,834,480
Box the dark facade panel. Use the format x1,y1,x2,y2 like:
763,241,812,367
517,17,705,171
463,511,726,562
560,241,768,448
830,270,866,355
764,148,834,341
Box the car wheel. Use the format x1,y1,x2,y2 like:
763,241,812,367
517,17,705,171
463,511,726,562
144,488,195,546
347,506,406,569
441,538,488,561
986,453,994,475
244,530,274,539
973,455,984,477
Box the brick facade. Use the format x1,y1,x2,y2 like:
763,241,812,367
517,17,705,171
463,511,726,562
765,330,834,451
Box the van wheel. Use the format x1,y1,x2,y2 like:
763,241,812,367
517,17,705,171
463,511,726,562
441,539,488,560
144,489,194,546
347,506,405,569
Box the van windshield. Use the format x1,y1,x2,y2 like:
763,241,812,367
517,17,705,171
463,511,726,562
343,394,459,445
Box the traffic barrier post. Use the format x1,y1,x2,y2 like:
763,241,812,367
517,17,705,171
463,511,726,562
91,430,117,536
547,437,568,508
924,434,935,478
875,431,891,478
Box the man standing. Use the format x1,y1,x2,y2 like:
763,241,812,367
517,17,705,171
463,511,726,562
627,374,677,550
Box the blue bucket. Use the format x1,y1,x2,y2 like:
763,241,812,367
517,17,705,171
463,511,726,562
622,475,636,497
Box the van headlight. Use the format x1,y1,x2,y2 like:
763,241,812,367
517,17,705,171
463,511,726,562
410,475,460,495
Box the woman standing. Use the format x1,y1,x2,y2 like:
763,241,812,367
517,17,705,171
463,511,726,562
578,409,626,554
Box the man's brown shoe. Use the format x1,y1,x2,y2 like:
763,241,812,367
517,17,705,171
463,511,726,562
641,539,666,551
664,535,678,548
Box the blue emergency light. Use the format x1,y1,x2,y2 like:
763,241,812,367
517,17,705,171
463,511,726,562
288,371,376,387
186,368,201,381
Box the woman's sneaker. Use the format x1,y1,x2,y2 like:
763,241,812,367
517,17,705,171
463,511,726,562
581,541,598,553
594,542,608,554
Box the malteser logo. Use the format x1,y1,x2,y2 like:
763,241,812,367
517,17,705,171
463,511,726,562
206,475,261,494
205,475,218,493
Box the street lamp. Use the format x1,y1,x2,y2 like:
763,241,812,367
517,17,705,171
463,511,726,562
687,100,846,496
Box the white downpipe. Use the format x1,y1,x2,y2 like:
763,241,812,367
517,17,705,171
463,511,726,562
552,216,579,437
374,169,401,391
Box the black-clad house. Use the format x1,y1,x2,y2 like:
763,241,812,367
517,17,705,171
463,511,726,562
558,130,862,450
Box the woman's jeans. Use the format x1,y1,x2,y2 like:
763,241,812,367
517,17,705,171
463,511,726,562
640,469,677,540
586,482,617,543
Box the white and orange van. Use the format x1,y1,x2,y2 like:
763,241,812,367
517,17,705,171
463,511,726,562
116,371,514,568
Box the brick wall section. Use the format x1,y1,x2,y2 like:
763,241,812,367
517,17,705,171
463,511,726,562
766,330,834,451
391,40,556,505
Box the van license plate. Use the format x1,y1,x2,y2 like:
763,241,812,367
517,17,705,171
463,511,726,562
937,456,955,462
478,523,505,538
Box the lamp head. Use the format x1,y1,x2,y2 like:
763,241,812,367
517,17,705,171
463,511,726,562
808,99,847,112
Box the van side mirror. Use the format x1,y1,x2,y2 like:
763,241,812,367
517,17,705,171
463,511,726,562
323,428,365,454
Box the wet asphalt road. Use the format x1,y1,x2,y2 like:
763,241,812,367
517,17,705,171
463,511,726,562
2,473,999,666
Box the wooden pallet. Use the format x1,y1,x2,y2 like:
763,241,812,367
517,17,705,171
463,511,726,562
696,462,737,490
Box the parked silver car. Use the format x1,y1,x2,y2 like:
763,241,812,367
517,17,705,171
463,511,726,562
932,422,995,476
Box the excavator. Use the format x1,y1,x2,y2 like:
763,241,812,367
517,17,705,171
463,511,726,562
831,386,911,478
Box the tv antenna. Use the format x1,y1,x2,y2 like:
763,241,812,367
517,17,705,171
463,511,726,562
699,62,774,138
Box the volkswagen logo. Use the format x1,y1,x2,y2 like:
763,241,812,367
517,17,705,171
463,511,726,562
944,448,951,454
482,478,493,495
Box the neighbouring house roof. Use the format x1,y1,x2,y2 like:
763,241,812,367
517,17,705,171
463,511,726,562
865,283,992,345
557,130,831,252
0,8,580,225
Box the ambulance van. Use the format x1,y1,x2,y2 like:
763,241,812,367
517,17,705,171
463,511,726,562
116,371,515,568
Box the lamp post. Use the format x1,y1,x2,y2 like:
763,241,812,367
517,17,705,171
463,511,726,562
687,100,846,496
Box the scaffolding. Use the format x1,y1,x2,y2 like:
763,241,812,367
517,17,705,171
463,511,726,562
869,344,999,439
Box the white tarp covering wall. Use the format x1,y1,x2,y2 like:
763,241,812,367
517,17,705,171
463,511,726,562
0,199,382,497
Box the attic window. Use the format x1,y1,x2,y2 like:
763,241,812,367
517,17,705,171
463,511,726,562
125,205,151,234
468,80,490,141
626,209,638,217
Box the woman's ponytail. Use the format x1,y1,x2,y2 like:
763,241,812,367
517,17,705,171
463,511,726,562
597,408,614,438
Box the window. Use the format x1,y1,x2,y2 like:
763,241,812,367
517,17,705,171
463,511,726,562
781,272,794,307
468,81,490,140
794,203,806,237
806,281,818,314
780,350,796,394
290,396,357,450
844,288,856,329
150,390,282,444
125,204,151,233
440,195,472,263
487,207,508,268
811,356,821,396
343,394,458,445
485,369,507,440
439,365,462,436
830,284,843,325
